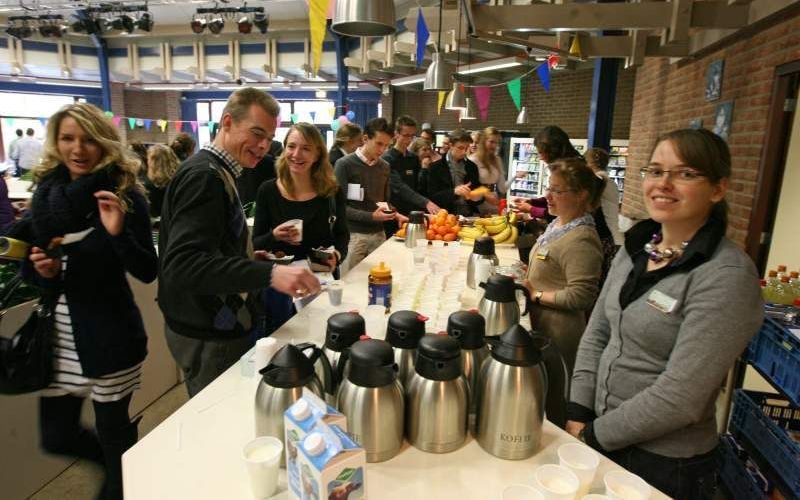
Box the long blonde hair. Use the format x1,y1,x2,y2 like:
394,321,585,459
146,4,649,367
35,103,143,211
147,144,180,188
473,126,502,174
276,123,338,198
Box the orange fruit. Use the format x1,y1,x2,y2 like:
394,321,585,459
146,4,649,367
443,233,456,242
433,234,443,240
426,229,435,240
447,225,460,235
436,225,449,236
446,215,457,226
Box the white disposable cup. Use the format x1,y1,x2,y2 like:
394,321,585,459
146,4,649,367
364,304,387,339
503,484,545,500
558,443,600,498
305,307,329,339
533,464,580,500
604,470,652,500
327,280,344,306
582,495,611,500
253,337,278,375
242,436,283,499
286,218,303,243
412,246,426,265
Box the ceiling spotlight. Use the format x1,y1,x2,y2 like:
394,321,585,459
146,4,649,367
190,15,206,34
253,12,269,34
136,12,154,32
95,16,113,33
208,15,225,35
6,20,32,40
111,14,135,34
237,15,252,34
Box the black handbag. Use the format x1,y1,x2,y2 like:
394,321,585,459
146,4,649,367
0,275,55,394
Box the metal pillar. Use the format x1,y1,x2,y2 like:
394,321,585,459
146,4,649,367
78,10,112,111
587,57,619,151
331,28,350,117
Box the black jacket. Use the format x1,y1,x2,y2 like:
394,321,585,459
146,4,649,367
236,155,276,207
9,165,157,378
381,148,429,215
157,150,274,340
425,156,482,215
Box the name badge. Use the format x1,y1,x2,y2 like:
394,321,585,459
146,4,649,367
405,169,414,176
535,248,549,261
647,289,679,314
346,183,364,201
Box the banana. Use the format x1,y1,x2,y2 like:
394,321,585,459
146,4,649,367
474,215,506,226
508,212,517,224
460,237,475,244
506,225,518,245
458,227,485,239
484,221,508,235
492,225,512,243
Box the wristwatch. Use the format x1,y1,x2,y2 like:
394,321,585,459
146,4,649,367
534,290,543,304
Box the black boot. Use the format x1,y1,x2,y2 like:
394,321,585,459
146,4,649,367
97,416,141,500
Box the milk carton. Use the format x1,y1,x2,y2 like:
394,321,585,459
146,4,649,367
296,423,366,500
285,390,348,500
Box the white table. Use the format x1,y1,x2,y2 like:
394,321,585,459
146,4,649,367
6,177,32,200
123,239,668,500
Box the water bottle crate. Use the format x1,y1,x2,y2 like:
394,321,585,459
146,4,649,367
746,316,800,406
729,389,800,498
718,434,768,500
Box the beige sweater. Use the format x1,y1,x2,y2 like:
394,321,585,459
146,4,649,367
526,225,602,371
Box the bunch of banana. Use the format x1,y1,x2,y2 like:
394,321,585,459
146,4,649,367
473,215,519,244
457,226,486,243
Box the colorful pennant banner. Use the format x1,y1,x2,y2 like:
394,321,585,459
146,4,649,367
473,86,491,121
507,78,521,111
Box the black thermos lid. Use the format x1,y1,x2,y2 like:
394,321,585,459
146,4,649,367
347,339,397,388
325,312,365,351
386,310,427,349
447,310,486,350
415,335,462,381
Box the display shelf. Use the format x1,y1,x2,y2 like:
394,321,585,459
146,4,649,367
718,434,769,500
746,316,800,406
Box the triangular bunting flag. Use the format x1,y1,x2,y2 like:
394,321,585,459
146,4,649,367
191,121,198,133
207,121,215,130
569,35,582,59
309,111,316,122
537,63,551,92
104,111,114,118
143,119,152,131
437,91,446,115
174,121,183,132
308,0,329,74
4,117,13,127
158,119,168,132
112,116,122,128
290,113,299,124
416,8,430,69
38,118,48,127
473,86,492,121
548,55,560,69
128,118,136,130
507,78,522,111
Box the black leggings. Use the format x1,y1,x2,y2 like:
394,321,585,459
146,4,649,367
39,393,137,500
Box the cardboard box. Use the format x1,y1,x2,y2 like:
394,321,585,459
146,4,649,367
285,390,348,500
296,424,365,500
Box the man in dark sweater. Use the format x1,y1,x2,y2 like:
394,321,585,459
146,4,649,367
334,117,407,274
158,88,320,397
426,129,484,215
382,115,439,216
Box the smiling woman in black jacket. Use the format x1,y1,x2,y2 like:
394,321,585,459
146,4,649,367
9,103,157,500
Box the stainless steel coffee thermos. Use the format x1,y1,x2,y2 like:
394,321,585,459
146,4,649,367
446,310,489,416
319,311,365,404
406,335,469,453
475,324,547,460
336,339,404,463
385,310,427,388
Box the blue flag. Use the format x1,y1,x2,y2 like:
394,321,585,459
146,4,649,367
536,62,550,92
416,8,430,69
143,119,152,131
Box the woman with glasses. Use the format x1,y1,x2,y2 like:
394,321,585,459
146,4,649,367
567,129,763,499
525,157,604,428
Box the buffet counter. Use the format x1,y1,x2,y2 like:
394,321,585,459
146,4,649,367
122,239,668,500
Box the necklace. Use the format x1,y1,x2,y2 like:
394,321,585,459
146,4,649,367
644,233,689,263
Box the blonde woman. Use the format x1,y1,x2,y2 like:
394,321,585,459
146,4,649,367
9,103,157,500
145,144,180,217
468,126,507,215
328,122,363,166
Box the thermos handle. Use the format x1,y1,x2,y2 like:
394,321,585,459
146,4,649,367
334,348,351,392
297,342,335,395
515,283,532,316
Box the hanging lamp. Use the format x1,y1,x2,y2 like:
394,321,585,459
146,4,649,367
423,1,452,91
445,3,466,110
460,97,476,120
332,0,396,36
516,106,529,125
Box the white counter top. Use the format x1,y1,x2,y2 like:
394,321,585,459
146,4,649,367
123,239,668,500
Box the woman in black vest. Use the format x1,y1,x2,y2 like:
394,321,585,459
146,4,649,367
10,103,157,500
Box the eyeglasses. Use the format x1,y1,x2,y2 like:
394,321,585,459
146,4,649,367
543,186,573,196
640,167,707,182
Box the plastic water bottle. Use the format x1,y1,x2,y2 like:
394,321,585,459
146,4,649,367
790,271,800,301
763,270,779,303
777,276,794,305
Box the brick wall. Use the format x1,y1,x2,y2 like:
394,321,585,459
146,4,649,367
622,10,800,247
387,67,636,140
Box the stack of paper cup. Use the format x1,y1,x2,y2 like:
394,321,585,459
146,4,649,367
253,337,278,375
242,436,283,499
533,464,580,500
558,443,600,498
604,470,652,500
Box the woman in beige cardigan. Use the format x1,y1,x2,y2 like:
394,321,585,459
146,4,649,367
526,157,604,427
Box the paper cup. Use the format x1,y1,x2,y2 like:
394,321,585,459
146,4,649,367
364,304,387,339
286,218,303,243
558,443,600,498
328,280,344,306
243,436,283,499
533,464,580,500
503,484,545,500
253,338,278,374
604,470,652,500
